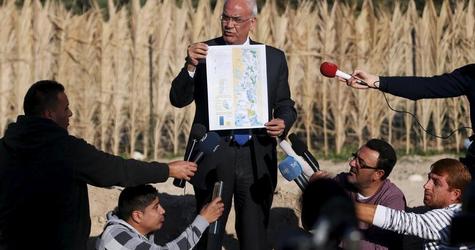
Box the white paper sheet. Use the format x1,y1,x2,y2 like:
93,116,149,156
206,45,268,131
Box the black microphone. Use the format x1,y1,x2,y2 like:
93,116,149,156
301,179,359,249
173,124,207,188
289,133,320,172
191,131,220,163
312,196,360,250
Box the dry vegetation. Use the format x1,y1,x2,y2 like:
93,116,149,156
0,0,474,158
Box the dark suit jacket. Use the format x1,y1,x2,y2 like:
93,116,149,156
170,37,296,191
379,64,475,126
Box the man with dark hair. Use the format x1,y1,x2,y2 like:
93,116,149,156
310,139,406,249
356,158,472,249
0,80,197,250
97,185,224,250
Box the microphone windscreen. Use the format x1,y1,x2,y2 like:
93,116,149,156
278,156,303,181
301,178,352,231
197,132,220,154
320,62,338,78
190,123,207,140
288,133,307,155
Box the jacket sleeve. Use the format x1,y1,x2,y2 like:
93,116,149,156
68,136,169,187
164,215,209,250
379,64,475,101
170,66,195,108
373,205,459,241
273,50,297,136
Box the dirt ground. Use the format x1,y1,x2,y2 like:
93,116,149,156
87,154,455,249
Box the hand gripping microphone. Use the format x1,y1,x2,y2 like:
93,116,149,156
320,62,368,86
288,133,320,172
278,139,314,178
278,155,308,190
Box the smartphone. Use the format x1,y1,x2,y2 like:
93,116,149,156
212,181,223,200
209,181,223,235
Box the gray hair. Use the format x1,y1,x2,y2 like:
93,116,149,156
224,0,258,17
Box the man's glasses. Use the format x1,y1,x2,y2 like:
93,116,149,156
220,14,253,25
350,152,379,170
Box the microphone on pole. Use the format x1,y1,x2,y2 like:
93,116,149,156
288,133,320,172
320,61,368,86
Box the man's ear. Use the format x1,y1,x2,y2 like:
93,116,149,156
374,169,385,180
41,109,54,120
250,17,256,31
130,210,144,224
451,188,462,203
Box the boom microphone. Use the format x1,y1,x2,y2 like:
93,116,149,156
289,133,320,172
320,62,368,86
278,155,308,190
173,124,207,188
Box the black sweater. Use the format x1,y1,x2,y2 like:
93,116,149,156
379,64,475,128
0,116,169,250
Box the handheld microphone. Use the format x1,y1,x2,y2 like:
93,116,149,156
173,124,207,188
320,62,368,86
278,139,314,178
192,131,220,163
289,133,320,172
278,155,308,190
301,178,359,249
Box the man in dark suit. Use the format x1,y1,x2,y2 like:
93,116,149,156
169,0,296,249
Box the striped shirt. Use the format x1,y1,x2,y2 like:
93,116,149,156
96,212,209,250
373,203,462,250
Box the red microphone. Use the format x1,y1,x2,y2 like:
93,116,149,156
320,62,367,85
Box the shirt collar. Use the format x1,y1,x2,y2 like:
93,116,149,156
243,37,250,45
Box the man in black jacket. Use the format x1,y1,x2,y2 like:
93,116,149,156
0,80,197,250
345,64,475,176
169,0,296,249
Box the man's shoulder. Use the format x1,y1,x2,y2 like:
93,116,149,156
384,178,402,194
253,41,285,56
380,178,405,196
204,37,225,45
98,221,142,249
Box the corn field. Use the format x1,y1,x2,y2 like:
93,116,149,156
0,0,474,159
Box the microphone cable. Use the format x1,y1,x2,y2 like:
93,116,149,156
372,81,472,139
